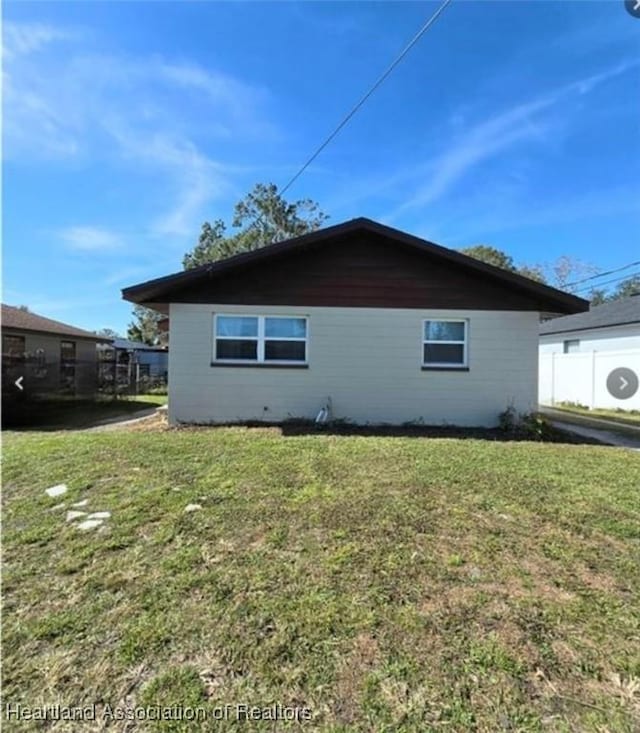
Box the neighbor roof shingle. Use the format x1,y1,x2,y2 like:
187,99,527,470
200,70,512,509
540,295,640,335
1,304,110,341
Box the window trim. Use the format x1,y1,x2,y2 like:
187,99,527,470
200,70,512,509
213,313,309,366
2,334,26,360
421,318,469,369
59,339,77,391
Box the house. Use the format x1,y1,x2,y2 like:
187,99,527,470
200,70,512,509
122,218,588,427
539,295,640,410
98,338,169,381
1,304,109,398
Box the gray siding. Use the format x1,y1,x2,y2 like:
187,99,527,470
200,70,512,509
168,305,538,427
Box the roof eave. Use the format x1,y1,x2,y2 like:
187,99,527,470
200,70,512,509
540,317,640,336
1,324,112,342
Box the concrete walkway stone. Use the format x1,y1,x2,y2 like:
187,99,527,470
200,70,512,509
77,519,104,531
66,510,87,522
45,484,68,498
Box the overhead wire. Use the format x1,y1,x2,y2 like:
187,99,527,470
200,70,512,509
565,259,640,288
244,0,455,240
573,269,640,294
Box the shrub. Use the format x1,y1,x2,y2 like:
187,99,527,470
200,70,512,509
499,404,554,441
498,404,518,432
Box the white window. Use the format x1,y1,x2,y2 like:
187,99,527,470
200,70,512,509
214,315,308,364
422,319,468,368
563,339,580,354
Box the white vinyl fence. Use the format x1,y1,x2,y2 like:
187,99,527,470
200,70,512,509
539,349,640,410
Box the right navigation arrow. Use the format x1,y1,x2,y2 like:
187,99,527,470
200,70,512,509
606,367,639,400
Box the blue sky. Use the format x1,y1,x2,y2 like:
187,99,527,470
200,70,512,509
3,1,639,334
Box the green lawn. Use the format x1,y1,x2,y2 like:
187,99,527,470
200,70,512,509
3,426,640,731
128,394,168,406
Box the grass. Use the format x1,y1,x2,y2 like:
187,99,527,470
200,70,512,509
2,394,166,430
128,394,168,406
3,423,640,731
552,403,640,427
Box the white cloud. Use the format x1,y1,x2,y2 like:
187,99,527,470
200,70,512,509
103,122,234,237
3,22,278,239
58,226,123,252
2,21,72,60
387,60,638,220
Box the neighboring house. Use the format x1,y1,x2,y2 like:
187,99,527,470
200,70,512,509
123,218,587,427
99,338,169,380
539,295,640,410
1,304,109,397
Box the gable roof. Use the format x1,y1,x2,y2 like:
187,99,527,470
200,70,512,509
122,217,588,314
540,294,640,336
1,304,109,342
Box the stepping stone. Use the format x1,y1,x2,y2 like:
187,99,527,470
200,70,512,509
184,504,202,513
50,503,66,512
77,519,103,531
45,484,68,498
66,510,87,522
72,499,89,508
87,512,111,520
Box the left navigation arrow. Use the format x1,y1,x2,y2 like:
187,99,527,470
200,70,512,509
15,376,24,391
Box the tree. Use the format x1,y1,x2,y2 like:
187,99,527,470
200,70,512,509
127,305,166,346
517,264,547,283
611,275,640,300
587,288,608,306
96,328,120,339
182,220,238,270
459,245,516,272
586,275,640,305
551,256,598,291
459,246,619,292
460,244,548,283
182,182,328,269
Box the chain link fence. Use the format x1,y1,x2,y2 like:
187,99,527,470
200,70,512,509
3,353,167,405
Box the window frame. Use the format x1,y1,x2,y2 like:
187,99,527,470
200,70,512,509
563,339,580,354
421,318,469,370
213,313,309,366
2,334,26,361
59,339,77,391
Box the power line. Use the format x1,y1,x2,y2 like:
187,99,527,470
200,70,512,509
565,259,640,288
278,0,454,198
242,0,454,243
574,269,640,294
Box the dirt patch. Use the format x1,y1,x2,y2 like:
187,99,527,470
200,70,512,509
333,633,380,724
120,412,169,432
